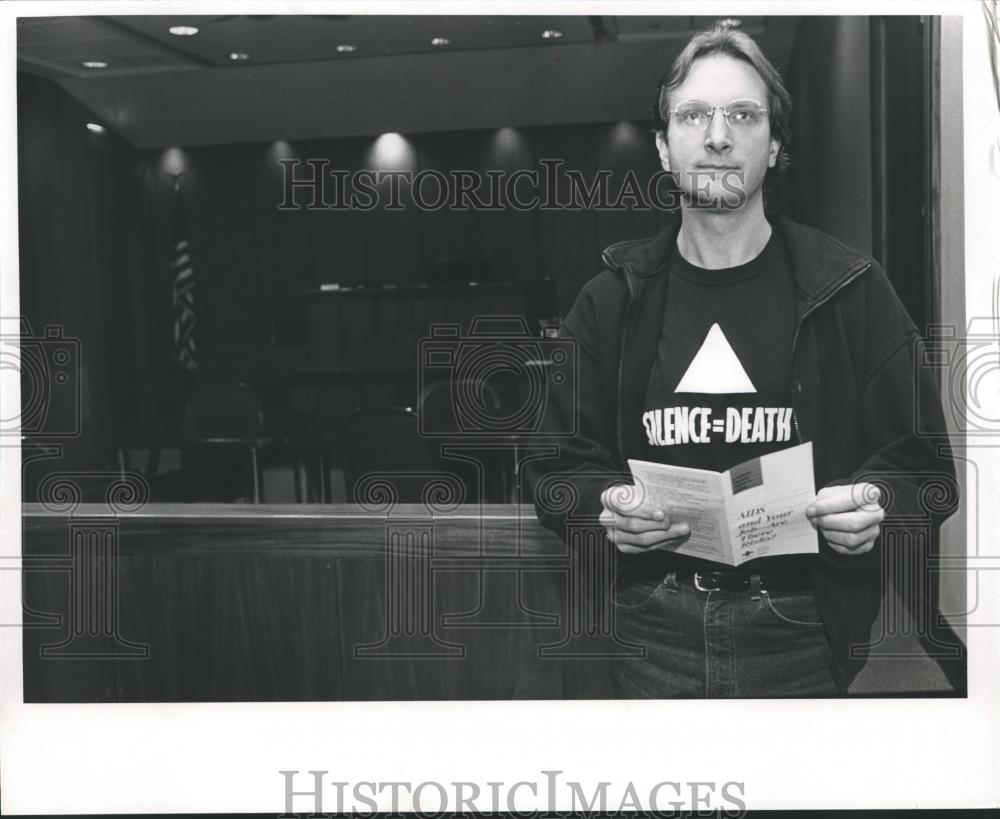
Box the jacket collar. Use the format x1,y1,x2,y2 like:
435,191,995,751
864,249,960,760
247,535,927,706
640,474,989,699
600,214,872,307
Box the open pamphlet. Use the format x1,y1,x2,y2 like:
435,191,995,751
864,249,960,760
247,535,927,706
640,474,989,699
627,442,818,566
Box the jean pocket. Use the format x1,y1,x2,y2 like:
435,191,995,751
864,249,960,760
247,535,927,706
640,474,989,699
761,590,824,628
612,575,667,612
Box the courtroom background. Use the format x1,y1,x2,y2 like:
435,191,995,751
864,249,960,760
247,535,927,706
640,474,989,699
15,15,968,699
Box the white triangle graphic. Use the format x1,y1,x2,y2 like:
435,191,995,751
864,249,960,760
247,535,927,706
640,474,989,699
674,323,756,393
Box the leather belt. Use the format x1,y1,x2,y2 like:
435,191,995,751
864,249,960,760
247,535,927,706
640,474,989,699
673,568,814,593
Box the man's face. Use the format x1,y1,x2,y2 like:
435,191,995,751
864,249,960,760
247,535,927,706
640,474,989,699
656,54,779,212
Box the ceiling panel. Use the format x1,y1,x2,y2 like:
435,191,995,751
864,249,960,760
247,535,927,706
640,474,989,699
18,16,121,46
106,15,598,67
18,17,195,77
17,15,798,76
15,14,800,148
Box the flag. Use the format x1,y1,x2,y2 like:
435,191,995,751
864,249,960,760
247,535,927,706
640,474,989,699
170,183,197,372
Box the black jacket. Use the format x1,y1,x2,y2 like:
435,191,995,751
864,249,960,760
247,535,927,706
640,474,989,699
525,214,959,691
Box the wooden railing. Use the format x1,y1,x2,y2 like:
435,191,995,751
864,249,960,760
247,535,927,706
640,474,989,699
22,504,625,702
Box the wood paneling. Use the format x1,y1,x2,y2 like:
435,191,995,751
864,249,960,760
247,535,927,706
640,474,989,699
414,132,483,267
300,137,371,293
19,72,674,461
595,122,664,257
192,145,262,350
22,504,614,702
251,144,314,340
138,120,664,359
17,73,142,479
535,125,603,314
477,128,540,284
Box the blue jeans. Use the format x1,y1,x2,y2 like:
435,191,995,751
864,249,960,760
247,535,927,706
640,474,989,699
610,570,842,698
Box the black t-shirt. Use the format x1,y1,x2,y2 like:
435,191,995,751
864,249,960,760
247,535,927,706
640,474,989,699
638,227,806,572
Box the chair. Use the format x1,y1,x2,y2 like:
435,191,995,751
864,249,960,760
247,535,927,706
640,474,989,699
150,382,268,503
417,380,507,502
341,407,439,505
418,378,501,437
262,406,352,503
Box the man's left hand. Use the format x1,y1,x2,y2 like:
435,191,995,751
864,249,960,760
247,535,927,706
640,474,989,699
805,482,885,556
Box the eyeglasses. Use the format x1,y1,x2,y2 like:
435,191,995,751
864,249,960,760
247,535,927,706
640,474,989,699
669,99,768,131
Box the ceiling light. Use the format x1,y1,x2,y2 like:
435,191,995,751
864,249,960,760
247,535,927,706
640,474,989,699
160,147,187,177
270,140,294,160
430,37,450,47
492,127,524,153
541,30,563,39
370,133,415,171
336,44,356,53
168,25,199,36
86,123,105,134
229,52,249,62
82,61,108,69
719,18,742,27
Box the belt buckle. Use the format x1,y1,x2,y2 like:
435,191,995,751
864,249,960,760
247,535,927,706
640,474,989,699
693,571,719,592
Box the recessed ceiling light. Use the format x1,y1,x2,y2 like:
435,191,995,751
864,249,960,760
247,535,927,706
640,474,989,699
336,44,356,53
86,123,105,134
371,133,414,170
541,30,563,39
229,52,249,62
82,61,108,69
168,25,199,36
431,37,451,47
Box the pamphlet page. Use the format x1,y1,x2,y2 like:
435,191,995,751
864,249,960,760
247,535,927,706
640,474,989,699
627,442,818,566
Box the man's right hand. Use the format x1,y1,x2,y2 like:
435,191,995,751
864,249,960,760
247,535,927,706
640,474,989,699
599,484,691,554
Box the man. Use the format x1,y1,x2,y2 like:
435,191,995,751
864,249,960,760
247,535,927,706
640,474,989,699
526,22,957,697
